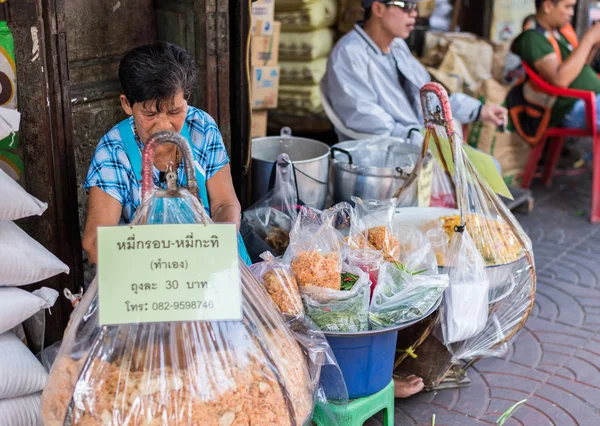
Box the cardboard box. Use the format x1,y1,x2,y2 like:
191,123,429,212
251,21,280,67
252,0,275,35
251,66,280,110
251,110,268,138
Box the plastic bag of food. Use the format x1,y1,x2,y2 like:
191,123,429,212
369,262,449,329
287,207,343,291
403,84,536,362
243,153,302,255
300,264,370,332
42,132,318,426
250,252,304,318
350,197,400,262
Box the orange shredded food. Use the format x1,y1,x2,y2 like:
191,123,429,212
263,268,303,316
439,215,523,265
42,332,312,426
367,226,400,262
291,251,340,290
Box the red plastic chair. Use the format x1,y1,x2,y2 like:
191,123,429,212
519,61,600,223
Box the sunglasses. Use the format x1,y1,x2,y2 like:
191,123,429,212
385,1,418,13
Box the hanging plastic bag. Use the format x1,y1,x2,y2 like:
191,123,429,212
350,197,400,262
250,252,304,318
42,132,319,426
369,262,448,329
243,153,303,255
300,264,370,332
396,83,535,363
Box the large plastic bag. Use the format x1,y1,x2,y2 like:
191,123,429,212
41,132,319,426
243,154,302,255
250,252,304,318
369,262,449,329
300,264,370,332
403,83,536,362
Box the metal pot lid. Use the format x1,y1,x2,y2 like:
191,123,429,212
252,127,331,164
331,137,422,178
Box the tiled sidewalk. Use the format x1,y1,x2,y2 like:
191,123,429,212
372,170,600,425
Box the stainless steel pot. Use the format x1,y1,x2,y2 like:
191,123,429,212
252,127,330,209
331,138,423,204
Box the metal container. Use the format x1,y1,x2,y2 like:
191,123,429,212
252,127,330,209
331,138,422,205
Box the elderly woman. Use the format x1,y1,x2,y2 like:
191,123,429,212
82,41,250,264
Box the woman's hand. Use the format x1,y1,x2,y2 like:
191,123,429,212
479,104,508,127
206,164,242,230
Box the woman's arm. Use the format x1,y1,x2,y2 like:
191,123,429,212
206,164,241,229
82,187,124,264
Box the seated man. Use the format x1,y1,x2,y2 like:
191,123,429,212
322,0,506,144
512,0,600,131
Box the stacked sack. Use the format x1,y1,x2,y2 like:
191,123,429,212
275,0,338,117
0,168,68,426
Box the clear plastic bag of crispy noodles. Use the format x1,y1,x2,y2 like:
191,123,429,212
393,83,536,363
42,132,335,426
349,197,400,263
243,153,302,256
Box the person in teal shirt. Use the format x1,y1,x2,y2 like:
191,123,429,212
82,41,251,265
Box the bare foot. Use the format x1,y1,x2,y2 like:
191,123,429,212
394,375,424,398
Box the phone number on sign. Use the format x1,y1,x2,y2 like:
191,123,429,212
152,301,215,311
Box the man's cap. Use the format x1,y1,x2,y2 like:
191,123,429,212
362,0,428,8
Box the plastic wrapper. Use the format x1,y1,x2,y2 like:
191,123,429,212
41,132,324,426
350,197,400,262
400,83,536,362
370,262,449,329
439,230,490,344
287,207,343,291
393,225,439,275
250,252,304,318
300,264,370,333
243,154,301,255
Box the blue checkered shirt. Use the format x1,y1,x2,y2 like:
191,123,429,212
83,106,229,223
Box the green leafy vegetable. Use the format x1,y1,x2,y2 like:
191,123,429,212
394,262,427,276
340,272,360,291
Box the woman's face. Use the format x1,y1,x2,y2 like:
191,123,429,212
120,90,189,144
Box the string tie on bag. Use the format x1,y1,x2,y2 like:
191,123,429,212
454,224,466,233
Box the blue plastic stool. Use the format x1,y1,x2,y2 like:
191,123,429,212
312,379,394,426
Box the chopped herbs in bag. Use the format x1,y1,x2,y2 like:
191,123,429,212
369,262,449,329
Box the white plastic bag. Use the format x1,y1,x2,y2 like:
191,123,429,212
392,225,439,275
351,197,400,262
0,392,42,426
0,221,69,286
0,332,48,399
440,231,490,344
0,168,47,221
0,287,58,335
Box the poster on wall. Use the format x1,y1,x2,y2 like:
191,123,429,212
490,0,535,42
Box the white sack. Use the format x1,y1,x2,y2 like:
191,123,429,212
0,392,42,426
0,332,48,399
0,287,58,335
0,221,69,286
0,168,47,221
